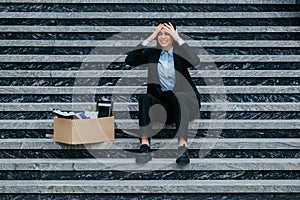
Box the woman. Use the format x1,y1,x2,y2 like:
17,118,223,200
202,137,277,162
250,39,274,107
125,22,200,164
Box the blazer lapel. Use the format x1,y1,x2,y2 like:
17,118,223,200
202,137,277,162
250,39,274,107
149,49,161,63
147,48,161,80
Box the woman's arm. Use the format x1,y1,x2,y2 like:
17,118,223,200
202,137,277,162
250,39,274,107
125,43,149,66
125,24,164,67
163,23,200,67
178,42,200,67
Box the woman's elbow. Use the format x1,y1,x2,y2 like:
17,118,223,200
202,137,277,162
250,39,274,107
194,57,200,67
125,56,135,66
189,56,200,67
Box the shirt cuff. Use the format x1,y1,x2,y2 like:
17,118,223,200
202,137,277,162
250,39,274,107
177,38,185,46
141,40,150,46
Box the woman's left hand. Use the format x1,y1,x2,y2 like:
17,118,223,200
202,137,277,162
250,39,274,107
163,22,181,42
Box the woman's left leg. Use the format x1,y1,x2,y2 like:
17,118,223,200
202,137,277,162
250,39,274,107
163,92,199,164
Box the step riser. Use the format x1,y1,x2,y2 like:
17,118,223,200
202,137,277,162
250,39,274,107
0,150,299,159
1,26,299,33
0,0,297,4
2,19,299,26
1,171,299,180
1,129,299,139
1,111,300,120
0,63,298,70
1,33,299,40
1,47,299,55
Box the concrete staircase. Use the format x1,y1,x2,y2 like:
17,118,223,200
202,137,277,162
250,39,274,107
0,0,299,199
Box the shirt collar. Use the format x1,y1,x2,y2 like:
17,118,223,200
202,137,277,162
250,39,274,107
161,47,173,56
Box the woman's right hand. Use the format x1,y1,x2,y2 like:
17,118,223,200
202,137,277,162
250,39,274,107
146,23,164,42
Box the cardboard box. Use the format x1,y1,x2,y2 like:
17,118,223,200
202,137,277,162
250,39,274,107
54,116,114,144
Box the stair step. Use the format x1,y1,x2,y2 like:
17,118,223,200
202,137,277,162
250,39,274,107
0,55,298,63
0,85,299,94
1,102,299,112
1,26,298,33
1,40,299,47
0,119,299,129
0,158,299,171
0,179,299,193
1,138,299,150
116,119,300,130
1,70,299,78
3,12,299,19
1,0,296,4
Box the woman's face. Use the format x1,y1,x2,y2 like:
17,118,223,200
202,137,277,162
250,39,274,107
157,28,173,51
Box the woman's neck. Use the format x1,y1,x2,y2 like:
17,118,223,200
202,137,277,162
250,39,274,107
163,46,172,52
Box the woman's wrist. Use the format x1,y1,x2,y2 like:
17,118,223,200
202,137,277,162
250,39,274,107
177,38,185,46
146,34,155,42
141,40,149,46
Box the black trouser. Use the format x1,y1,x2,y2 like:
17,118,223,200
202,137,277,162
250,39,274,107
138,91,199,141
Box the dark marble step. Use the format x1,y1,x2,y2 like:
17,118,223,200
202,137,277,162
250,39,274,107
0,149,299,159
1,4,299,12
1,129,299,139
1,18,299,26
1,94,300,104
0,170,298,180
1,33,299,40
1,77,299,86
120,111,300,120
0,47,299,55
0,111,299,120
0,62,299,71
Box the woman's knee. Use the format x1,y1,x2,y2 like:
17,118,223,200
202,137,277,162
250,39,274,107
139,93,155,104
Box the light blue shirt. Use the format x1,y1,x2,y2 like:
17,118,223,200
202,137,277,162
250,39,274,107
157,47,176,91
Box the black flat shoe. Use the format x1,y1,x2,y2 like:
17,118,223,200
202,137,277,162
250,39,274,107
176,144,190,165
136,144,152,164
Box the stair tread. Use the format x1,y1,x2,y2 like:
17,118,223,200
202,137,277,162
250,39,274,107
0,55,299,63
1,102,300,112
1,119,300,130
0,119,300,129
1,70,299,78
3,12,299,19
1,40,299,47
0,179,299,194
0,158,299,171
1,85,300,94
1,138,299,149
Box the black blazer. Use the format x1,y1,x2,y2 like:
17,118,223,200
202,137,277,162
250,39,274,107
125,41,201,107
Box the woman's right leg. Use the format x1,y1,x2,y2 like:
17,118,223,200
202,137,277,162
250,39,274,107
138,93,165,142
137,93,164,163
